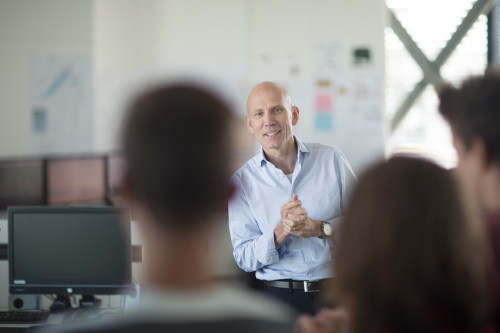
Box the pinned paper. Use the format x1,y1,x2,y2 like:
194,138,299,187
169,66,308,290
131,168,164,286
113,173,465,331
315,93,333,111
315,113,333,132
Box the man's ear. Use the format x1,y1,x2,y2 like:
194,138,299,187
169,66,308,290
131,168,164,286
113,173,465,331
121,178,151,226
121,177,144,216
291,106,299,126
120,176,135,206
470,136,490,171
245,115,255,134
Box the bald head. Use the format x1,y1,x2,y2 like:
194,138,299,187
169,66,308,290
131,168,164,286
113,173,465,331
245,81,299,155
247,82,292,115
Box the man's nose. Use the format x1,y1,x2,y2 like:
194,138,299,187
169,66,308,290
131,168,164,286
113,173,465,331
263,112,275,126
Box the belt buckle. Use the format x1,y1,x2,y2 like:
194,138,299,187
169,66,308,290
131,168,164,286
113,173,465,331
303,281,309,292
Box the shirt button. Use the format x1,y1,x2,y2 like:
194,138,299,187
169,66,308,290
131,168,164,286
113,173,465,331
307,257,312,262
308,273,312,278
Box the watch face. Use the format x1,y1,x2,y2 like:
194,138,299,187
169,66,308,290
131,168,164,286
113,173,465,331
324,223,332,236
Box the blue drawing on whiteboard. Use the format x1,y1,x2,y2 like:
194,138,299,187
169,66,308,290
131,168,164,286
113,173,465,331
32,107,47,133
41,68,71,100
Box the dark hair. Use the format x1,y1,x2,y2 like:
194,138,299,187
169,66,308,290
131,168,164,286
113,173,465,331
438,70,500,163
336,156,485,333
122,83,233,228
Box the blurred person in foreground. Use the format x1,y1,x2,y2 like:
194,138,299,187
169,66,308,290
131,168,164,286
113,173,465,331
228,82,357,315
295,157,487,333
46,84,293,333
438,71,500,328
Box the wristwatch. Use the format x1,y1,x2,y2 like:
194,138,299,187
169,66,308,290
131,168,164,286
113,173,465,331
321,221,332,238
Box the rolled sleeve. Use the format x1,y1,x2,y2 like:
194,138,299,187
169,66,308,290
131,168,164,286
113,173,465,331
228,176,280,272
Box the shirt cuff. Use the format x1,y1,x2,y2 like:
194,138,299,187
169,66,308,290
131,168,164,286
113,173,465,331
326,216,343,244
257,229,280,266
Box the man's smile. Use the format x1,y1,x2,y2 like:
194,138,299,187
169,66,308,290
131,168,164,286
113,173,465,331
264,130,281,137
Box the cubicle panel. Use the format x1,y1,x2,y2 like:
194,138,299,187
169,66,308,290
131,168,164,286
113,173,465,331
47,156,106,205
0,159,45,209
107,154,125,194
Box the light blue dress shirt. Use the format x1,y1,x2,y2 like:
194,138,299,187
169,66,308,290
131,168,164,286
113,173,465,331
228,138,357,281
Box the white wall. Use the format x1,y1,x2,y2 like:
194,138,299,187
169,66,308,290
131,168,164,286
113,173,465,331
92,0,386,172
0,0,92,157
92,0,250,152
0,0,385,171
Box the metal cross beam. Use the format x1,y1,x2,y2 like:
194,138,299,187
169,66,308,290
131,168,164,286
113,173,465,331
388,10,444,88
487,0,500,66
389,0,498,133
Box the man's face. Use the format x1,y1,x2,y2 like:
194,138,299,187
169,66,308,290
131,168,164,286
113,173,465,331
245,85,298,154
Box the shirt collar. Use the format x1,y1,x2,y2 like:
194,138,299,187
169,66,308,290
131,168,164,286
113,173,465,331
257,136,310,167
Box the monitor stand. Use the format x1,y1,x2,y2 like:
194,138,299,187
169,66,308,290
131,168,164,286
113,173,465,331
50,295,102,312
50,295,72,313
79,295,102,308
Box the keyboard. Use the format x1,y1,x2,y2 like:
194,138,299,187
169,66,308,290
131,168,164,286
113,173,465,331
0,310,49,324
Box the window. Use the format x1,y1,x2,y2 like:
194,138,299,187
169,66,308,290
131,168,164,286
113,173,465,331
385,0,487,168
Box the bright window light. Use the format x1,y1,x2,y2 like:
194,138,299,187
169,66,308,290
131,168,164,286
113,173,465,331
385,0,487,168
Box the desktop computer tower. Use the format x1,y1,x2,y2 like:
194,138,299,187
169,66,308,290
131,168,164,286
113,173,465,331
8,295,42,311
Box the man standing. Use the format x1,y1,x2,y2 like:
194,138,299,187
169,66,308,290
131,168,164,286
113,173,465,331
228,82,357,314
438,71,500,328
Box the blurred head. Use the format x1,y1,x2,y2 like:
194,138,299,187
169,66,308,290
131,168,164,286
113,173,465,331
336,156,485,333
245,82,299,154
122,83,234,229
438,71,500,210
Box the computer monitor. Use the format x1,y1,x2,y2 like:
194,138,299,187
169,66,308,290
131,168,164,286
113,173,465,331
8,206,132,296
0,158,45,209
46,156,106,205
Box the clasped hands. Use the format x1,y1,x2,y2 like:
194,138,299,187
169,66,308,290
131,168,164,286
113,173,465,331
274,194,322,249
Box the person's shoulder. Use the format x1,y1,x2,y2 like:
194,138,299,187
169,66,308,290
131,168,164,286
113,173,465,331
208,287,295,332
32,311,130,333
38,318,293,333
213,284,294,322
38,285,294,333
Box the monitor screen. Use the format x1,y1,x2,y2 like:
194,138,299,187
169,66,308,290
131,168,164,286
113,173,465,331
0,159,45,209
8,206,132,295
47,156,106,205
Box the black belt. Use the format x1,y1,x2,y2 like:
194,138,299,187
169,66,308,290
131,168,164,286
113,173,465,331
264,280,324,292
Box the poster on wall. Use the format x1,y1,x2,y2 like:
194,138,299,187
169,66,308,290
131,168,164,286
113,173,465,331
348,71,383,132
30,53,92,154
314,80,335,132
315,42,342,80
314,42,345,133
308,43,384,173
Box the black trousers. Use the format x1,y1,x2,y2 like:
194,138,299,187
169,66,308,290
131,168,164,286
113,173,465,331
264,284,320,315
